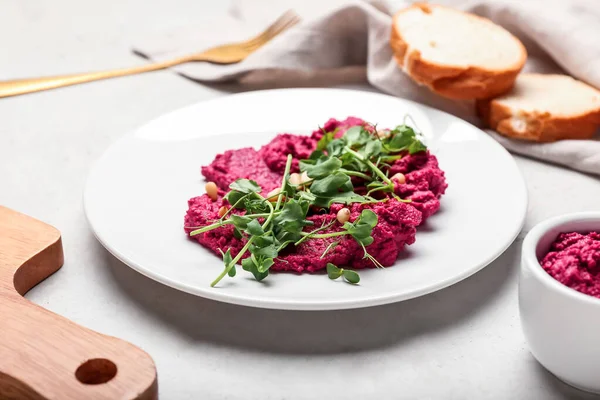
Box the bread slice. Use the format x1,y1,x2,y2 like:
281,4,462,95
477,74,600,142
390,3,527,100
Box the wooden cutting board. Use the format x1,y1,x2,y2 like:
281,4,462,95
0,206,158,400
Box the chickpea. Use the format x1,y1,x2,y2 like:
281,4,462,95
300,171,310,184
289,173,302,185
205,181,218,201
376,129,390,139
337,208,351,224
391,173,406,185
267,188,284,203
217,206,228,218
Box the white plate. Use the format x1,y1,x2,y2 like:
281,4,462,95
84,88,527,310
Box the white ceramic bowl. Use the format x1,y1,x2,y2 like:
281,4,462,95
520,212,600,394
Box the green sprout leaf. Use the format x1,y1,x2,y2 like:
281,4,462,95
384,125,427,154
253,234,274,247
230,215,252,230
408,140,427,154
361,236,375,246
366,180,394,197
329,192,367,205
299,150,326,171
252,244,278,259
221,248,232,264
242,257,269,281
256,257,274,273
305,157,342,179
229,179,262,194
244,198,270,214
361,140,382,159
345,209,377,246
245,219,264,236
346,224,372,243
310,172,353,196
297,191,316,203
282,178,298,200
299,160,314,171
228,265,237,277
310,150,325,160
224,191,248,209
220,249,236,277
273,199,312,241
342,269,360,284
359,209,378,228
312,192,366,208
233,227,243,239
224,179,263,208
367,181,388,189
344,126,362,142
387,126,415,149
344,126,370,148
317,130,336,151
327,263,343,280
326,138,346,157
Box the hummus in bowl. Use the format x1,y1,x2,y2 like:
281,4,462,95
541,231,600,298
520,212,600,394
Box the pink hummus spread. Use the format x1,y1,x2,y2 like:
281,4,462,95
184,117,448,274
541,232,600,298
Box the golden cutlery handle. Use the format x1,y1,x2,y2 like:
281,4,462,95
0,58,186,98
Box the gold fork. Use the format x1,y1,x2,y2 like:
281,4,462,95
0,11,300,99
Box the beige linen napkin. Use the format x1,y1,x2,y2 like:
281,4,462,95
133,0,600,176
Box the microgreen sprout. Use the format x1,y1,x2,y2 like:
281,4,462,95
327,263,360,284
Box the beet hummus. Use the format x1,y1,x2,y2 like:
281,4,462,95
541,232,600,298
185,117,448,276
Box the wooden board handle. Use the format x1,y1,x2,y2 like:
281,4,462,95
0,206,158,400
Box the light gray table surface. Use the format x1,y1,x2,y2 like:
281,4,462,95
2,1,600,399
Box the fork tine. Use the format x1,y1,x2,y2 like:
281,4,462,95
242,10,300,49
242,16,300,52
242,12,298,48
255,10,299,38
266,14,301,38
267,12,300,36
183,10,300,64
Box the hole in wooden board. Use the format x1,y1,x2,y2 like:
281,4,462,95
75,358,117,385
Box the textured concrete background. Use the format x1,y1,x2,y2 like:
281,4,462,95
1,1,600,398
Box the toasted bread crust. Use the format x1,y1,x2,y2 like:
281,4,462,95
390,4,527,100
476,98,600,142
